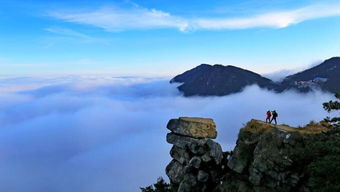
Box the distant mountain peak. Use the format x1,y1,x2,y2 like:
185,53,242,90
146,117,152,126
171,64,278,96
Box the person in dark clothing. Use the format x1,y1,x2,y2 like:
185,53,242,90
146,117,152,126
270,110,278,124
266,110,271,123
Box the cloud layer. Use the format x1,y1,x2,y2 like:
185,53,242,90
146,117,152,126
0,75,334,192
49,3,340,32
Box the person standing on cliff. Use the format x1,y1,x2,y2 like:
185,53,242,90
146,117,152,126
266,110,271,123
270,110,278,124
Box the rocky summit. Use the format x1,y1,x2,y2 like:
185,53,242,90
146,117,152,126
165,117,224,192
215,120,337,192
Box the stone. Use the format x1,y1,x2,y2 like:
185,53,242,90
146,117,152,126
183,165,194,173
189,156,202,169
170,146,190,165
206,139,223,165
167,133,207,148
167,117,217,139
197,170,209,182
166,159,185,184
201,153,212,162
189,143,206,155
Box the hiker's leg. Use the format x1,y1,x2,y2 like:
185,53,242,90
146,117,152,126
274,118,277,124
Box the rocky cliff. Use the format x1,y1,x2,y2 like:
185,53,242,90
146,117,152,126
144,118,340,192
214,120,337,192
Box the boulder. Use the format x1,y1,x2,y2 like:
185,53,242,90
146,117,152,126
201,153,212,162
167,132,207,148
166,160,185,184
170,146,190,165
167,117,217,139
189,143,206,155
206,139,223,164
197,170,209,182
189,156,202,169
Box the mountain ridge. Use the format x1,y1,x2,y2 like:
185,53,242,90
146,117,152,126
171,57,340,96
280,57,340,93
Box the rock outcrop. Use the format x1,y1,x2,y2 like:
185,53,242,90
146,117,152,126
165,117,224,192
214,120,336,192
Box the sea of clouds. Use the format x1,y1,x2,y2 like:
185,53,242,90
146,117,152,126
0,75,335,192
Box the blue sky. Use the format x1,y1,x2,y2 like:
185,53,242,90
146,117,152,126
1,0,340,76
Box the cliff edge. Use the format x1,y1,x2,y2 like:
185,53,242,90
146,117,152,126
142,118,340,192
215,119,336,192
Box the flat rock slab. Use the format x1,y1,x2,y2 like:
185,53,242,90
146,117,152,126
167,117,217,139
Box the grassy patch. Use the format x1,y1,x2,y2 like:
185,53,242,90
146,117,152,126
244,119,330,134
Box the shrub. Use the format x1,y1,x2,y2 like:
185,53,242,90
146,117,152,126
308,133,340,191
140,177,172,192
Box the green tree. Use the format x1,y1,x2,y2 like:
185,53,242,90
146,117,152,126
307,93,340,191
140,177,172,192
323,93,340,127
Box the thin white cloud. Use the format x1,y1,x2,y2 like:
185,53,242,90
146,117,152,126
43,26,116,48
49,7,189,32
49,3,340,32
45,26,93,39
195,4,340,30
44,26,111,44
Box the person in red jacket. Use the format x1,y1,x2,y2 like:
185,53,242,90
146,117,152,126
266,110,272,123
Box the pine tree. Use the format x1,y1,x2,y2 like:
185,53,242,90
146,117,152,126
140,177,172,192
323,93,340,127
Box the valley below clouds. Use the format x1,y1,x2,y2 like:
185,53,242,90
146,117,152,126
0,75,334,192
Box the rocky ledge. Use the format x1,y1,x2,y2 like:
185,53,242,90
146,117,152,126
215,119,337,192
